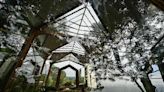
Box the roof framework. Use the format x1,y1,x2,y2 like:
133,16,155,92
17,2,105,84
47,2,105,66
38,4,107,84
52,53,84,67
54,2,104,38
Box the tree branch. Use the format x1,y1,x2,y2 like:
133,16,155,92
151,33,164,51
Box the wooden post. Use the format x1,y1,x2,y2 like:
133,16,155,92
76,70,79,88
151,0,164,11
56,69,61,89
45,64,52,86
40,54,50,74
84,65,88,87
3,22,64,92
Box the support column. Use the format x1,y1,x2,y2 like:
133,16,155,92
56,69,61,89
40,54,50,74
76,70,79,88
84,65,88,87
4,24,62,92
45,63,52,86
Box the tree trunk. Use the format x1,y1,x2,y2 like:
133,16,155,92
140,75,156,92
158,63,164,82
3,29,38,92
133,78,145,92
112,46,124,72
0,57,17,92
151,33,164,82
2,22,63,91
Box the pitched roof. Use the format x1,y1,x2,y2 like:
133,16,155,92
58,53,80,63
53,41,85,55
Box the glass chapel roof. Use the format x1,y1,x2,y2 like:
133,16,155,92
52,2,104,56
54,2,103,39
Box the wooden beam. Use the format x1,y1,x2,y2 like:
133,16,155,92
4,24,64,92
150,0,164,11
40,54,50,74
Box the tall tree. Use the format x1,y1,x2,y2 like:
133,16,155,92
87,1,164,92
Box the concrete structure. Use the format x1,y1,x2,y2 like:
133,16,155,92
86,64,97,88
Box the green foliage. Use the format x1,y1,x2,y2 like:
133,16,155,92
47,76,55,87
11,75,41,92
64,81,72,87
0,47,15,53
47,68,67,87
0,56,17,92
